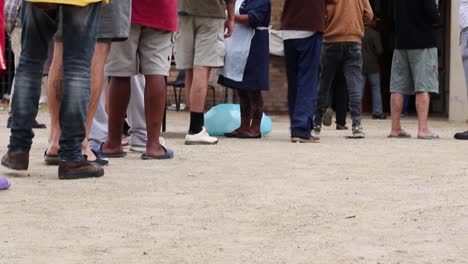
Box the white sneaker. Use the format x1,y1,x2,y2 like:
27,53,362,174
185,127,218,145
129,137,166,153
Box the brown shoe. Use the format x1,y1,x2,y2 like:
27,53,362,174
1,150,29,170
58,158,105,180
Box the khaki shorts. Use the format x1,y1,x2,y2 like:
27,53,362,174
175,15,225,69
105,24,173,77
390,48,439,95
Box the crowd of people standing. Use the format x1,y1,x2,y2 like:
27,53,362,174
0,0,468,184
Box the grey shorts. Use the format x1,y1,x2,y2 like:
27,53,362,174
390,48,439,95
105,24,173,77
175,15,225,69
56,0,131,42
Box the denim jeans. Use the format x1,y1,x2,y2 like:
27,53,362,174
362,72,384,116
314,42,363,127
9,2,101,161
284,34,323,139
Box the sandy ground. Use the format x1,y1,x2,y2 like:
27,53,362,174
0,111,468,264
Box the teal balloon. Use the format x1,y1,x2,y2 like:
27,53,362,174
204,104,272,136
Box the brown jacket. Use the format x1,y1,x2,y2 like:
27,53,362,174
324,0,373,43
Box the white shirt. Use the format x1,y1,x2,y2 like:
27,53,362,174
282,30,315,40
460,0,468,30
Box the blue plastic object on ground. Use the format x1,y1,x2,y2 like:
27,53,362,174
204,104,273,136
0,177,10,190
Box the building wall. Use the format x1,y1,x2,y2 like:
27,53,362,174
449,0,468,122
167,0,289,113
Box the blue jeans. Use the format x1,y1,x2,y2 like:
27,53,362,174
314,42,364,127
284,34,323,139
362,72,383,116
9,2,101,161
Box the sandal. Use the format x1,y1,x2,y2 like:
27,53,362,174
140,146,174,160
89,148,109,166
417,133,440,140
388,131,412,138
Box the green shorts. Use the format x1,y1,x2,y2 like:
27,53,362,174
390,48,439,95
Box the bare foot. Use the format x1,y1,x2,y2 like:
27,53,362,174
46,144,60,156
83,146,97,161
101,142,124,155
145,144,166,158
389,129,409,137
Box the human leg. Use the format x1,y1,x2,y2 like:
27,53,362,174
248,90,263,136
314,42,342,135
454,31,468,139
143,75,168,157
289,34,323,141
369,72,385,118
81,41,111,160
46,42,63,157
101,77,131,155
127,74,147,149
407,48,439,138
102,24,140,155
334,70,348,128
389,93,407,136
342,43,364,128
3,2,57,170
58,3,101,162
389,49,413,137
88,78,109,149
415,92,437,138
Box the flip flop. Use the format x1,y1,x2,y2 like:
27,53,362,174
417,133,440,140
140,146,174,160
0,177,10,190
388,131,412,138
44,150,60,165
89,149,109,166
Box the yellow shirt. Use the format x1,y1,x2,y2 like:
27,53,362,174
26,0,108,7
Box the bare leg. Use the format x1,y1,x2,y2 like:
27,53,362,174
82,42,111,160
249,91,263,135
237,90,252,133
101,77,131,154
46,42,64,156
389,93,407,136
144,75,166,157
184,69,193,110
190,66,210,113
415,92,436,137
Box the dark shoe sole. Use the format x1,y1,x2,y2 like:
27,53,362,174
1,159,28,170
59,169,104,180
291,137,320,143
323,109,333,127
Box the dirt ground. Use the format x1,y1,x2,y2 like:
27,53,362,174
0,111,468,264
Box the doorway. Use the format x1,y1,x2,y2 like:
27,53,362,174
363,0,450,116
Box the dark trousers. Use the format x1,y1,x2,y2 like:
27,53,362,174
314,42,363,128
9,2,101,161
332,71,348,126
284,34,323,138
